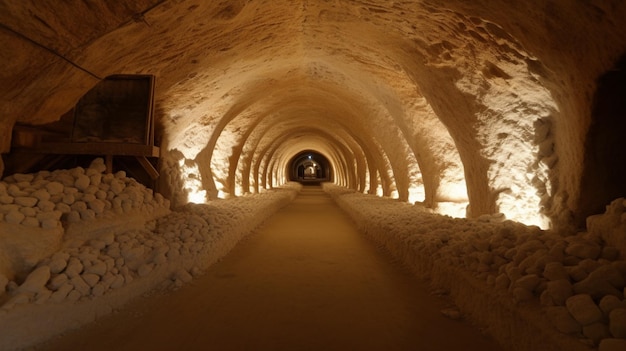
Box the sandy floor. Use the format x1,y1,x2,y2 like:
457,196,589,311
38,186,502,351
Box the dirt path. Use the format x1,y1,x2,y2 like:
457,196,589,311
39,187,502,351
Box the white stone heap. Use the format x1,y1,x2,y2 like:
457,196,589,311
0,160,300,351
324,183,626,351
0,158,170,282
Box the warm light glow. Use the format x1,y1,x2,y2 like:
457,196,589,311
188,189,207,204
408,186,425,203
180,159,207,204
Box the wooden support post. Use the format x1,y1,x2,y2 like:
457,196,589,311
136,156,159,180
105,155,113,174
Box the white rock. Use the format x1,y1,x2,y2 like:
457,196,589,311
52,251,70,261
91,283,106,297
12,173,34,183
14,196,38,207
7,184,27,197
64,258,83,278
566,243,601,260
609,308,626,338
17,266,51,294
70,276,91,295
566,294,603,326
84,184,99,195
88,199,106,214
512,286,534,302
5,210,24,224
62,193,75,205
599,338,626,351
49,283,73,303
85,260,107,276
20,207,37,217
22,216,39,227
88,158,107,174
37,200,56,212
600,295,625,315
580,258,602,273
95,190,107,200
31,188,51,201
2,292,31,310
567,266,588,282
101,232,115,246
80,209,96,220
35,289,52,305
36,210,62,222
70,201,87,211
514,274,541,291
100,273,116,289
49,257,68,274
546,306,581,334
190,266,203,277
74,174,90,191
543,261,568,281
48,274,68,290
574,269,623,300
66,210,81,222
583,322,611,345
110,179,124,195
82,273,100,288
110,275,125,289
66,290,82,302
543,279,573,306
89,174,102,187
45,182,64,195
175,269,193,283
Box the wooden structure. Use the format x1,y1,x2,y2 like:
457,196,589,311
9,75,160,182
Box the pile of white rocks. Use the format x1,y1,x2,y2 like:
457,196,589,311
0,158,169,229
324,184,626,351
0,164,300,351
1,209,210,310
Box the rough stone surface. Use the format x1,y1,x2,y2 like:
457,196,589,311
0,0,625,229
609,308,626,338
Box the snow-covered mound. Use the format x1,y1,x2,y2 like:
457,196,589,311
324,184,626,351
0,161,301,351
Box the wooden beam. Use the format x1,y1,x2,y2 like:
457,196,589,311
14,142,160,157
136,156,159,180
105,155,113,174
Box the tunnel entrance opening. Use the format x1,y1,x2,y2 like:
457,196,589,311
576,53,626,227
288,151,332,185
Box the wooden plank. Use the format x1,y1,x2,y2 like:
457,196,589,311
14,142,160,157
136,156,159,180
72,75,154,145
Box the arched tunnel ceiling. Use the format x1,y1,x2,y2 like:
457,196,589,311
1,0,626,229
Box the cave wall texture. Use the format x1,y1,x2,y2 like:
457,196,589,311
1,0,625,230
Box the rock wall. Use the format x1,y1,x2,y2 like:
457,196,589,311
1,0,626,228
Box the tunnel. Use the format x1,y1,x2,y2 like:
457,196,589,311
1,1,626,350
289,150,332,184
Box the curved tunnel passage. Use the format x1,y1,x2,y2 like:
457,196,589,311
1,1,626,230
2,3,626,350
288,150,332,184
